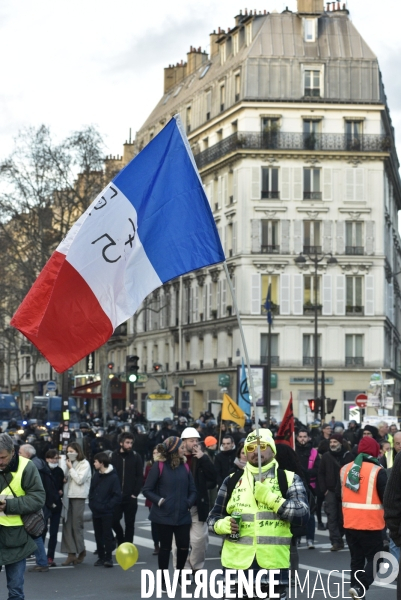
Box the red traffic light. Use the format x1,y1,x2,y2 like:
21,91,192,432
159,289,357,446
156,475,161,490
153,363,162,372
107,362,114,370
308,399,316,412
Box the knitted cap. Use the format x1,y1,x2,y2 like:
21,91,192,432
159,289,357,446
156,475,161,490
362,425,379,439
163,436,182,454
204,436,218,448
358,437,380,458
330,433,343,443
245,428,276,454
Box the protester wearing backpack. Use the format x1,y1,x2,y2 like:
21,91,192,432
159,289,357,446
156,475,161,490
142,436,197,591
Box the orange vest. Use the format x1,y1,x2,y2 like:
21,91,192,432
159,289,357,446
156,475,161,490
340,461,384,530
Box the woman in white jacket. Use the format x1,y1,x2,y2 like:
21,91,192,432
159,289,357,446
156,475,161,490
61,442,91,565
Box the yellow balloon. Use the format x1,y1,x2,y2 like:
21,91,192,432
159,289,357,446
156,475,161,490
116,542,139,570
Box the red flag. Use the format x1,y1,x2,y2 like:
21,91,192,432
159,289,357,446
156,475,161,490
275,393,295,449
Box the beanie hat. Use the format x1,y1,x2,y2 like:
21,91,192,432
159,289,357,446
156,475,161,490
245,428,276,454
204,436,218,448
358,437,380,458
163,436,182,454
330,433,343,443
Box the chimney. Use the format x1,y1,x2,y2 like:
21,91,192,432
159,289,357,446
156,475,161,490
297,0,324,14
186,46,208,76
209,30,220,57
163,62,187,94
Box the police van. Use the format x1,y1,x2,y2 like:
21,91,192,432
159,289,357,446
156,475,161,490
31,396,80,429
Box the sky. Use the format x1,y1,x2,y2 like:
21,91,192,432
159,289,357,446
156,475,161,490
0,0,400,160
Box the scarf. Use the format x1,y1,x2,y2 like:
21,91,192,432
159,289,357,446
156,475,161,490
233,457,247,470
245,457,277,479
345,453,381,492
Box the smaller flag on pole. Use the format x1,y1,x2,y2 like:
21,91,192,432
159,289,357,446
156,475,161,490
238,358,251,417
264,283,273,325
221,393,246,428
275,393,295,449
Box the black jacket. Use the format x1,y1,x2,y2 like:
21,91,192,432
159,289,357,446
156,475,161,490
31,456,60,509
49,465,64,512
384,451,401,546
89,466,122,517
318,446,353,494
111,449,143,500
295,441,321,487
214,449,237,487
187,453,217,522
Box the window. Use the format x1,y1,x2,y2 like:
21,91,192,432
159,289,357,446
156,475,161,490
261,117,280,149
186,107,191,133
199,64,210,79
246,24,252,46
235,73,241,102
220,85,225,112
261,274,279,315
233,34,239,55
220,43,226,65
345,222,363,255
303,120,320,150
304,275,321,310
205,90,211,121
261,220,279,253
304,18,316,42
345,334,364,366
346,276,363,315
261,167,279,199
303,221,321,253
303,168,321,200
303,334,321,366
181,391,190,410
304,70,321,97
260,334,279,366
345,120,363,150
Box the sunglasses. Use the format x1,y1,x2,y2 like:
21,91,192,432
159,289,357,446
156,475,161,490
245,442,270,452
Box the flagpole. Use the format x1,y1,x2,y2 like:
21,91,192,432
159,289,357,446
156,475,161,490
266,287,272,425
223,262,262,479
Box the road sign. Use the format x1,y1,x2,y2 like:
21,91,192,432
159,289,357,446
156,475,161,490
148,393,173,400
367,394,380,408
136,374,148,383
383,379,395,386
45,381,57,393
355,393,368,408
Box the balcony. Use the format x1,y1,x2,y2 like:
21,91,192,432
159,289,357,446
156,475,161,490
345,356,364,367
260,355,280,366
261,190,280,199
261,303,280,316
303,191,322,200
303,356,322,366
346,305,364,315
193,131,390,170
345,246,364,255
303,245,322,254
261,244,280,254
303,304,322,315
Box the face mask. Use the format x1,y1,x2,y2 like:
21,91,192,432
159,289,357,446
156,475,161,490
67,452,78,461
48,462,59,469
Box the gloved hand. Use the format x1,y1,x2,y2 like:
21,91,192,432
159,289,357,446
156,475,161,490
254,481,285,513
214,516,234,535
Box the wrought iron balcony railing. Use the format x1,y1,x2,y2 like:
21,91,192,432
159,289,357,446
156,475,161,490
261,244,280,254
303,191,322,200
303,356,322,366
345,356,364,367
193,131,390,170
345,246,364,255
261,190,280,199
346,305,364,315
260,355,280,366
261,303,280,316
303,245,322,254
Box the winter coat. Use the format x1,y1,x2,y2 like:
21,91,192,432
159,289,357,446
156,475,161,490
66,459,91,499
143,460,197,526
384,451,401,546
295,441,321,486
31,456,60,509
0,453,45,565
111,449,143,501
187,452,217,522
318,447,353,494
88,465,122,517
214,448,237,487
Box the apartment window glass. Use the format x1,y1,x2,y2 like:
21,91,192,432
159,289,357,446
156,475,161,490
205,90,211,121
220,85,225,112
346,276,363,313
304,275,321,306
233,34,239,55
261,274,279,315
303,334,321,365
235,74,241,102
304,18,316,42
260,333,279,366
261,220,279,253
303,168,321,199
186,106,191,133
261,117,279,148
303,221,321,252
345,222,363,254
345,334,364,366
303,119,320,149
261,167,279,199
304,70,321,97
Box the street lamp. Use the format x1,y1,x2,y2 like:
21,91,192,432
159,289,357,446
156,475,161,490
294,250,337,419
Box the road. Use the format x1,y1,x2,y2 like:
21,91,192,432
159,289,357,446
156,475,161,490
0,496,396,600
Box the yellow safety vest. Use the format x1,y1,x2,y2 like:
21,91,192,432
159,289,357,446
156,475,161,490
385,449,394,469
0,456,30,527
222,466,294,570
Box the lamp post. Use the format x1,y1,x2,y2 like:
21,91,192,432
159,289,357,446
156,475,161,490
294,250,337,419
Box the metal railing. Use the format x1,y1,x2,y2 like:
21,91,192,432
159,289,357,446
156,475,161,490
193,131,390,170
261,303,280,315
261,190,280,199
303,245,322,254
303,191,322,200
303,304,322,315
345,246,364,255
261,355,280,366
303,356,322,366
261,245,280,254
346,305,364,315
345,356,364,367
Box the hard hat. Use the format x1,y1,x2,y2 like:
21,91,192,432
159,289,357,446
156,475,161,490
180,427,200,439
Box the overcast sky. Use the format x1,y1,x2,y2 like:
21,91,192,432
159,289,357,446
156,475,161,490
0,0,400,160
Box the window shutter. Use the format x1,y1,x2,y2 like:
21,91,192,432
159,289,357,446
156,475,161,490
281,167,290,200
217,176,222,207
251,273,261,314
293,167,302,200
365,275,374,316
217,280,221,318
203,285,207,319
232,275,236,315
232,222,237,255
365,221,375,256
345,169,354,201
355,168,364,201
293,274,303,315
251,167,260,200
222,280,227,317
281,220,290,254
208,283,212,319
294,220,302,254
280,274,291,315
224,225,229,255
336,221,345,254
233,169,238,203
223,173,228,206
323,168,332,201
322,274,332,315
336,274,346,315
251,219,261,253
189,287,193,323
333,169,342,204
323,220,332,253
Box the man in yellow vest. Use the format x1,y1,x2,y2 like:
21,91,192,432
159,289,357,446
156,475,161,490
0,433,45,598
339,436,387,600
207,429,309,600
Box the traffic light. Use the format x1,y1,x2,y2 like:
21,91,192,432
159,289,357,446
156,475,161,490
153,363,162,372
308,398,322,413
126,355,139,383
107,362,114,379
326,398,337,413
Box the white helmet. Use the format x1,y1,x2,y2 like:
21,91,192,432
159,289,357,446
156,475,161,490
181,427,200,439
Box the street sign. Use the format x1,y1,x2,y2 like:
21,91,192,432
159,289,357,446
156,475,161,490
383,379,395,386
148,393,173,400
136,374,148,383
45,381,57,393
367,394,380,408
355,393,368,408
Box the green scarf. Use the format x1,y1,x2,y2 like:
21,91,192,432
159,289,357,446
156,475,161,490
345,453,381,492
245,457,277,478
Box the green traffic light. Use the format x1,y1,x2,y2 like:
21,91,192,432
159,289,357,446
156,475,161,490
128,373,138,383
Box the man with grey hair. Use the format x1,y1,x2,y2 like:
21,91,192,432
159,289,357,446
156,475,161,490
0,433,45,595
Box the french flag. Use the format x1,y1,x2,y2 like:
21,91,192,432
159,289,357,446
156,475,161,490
11,116,225,372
